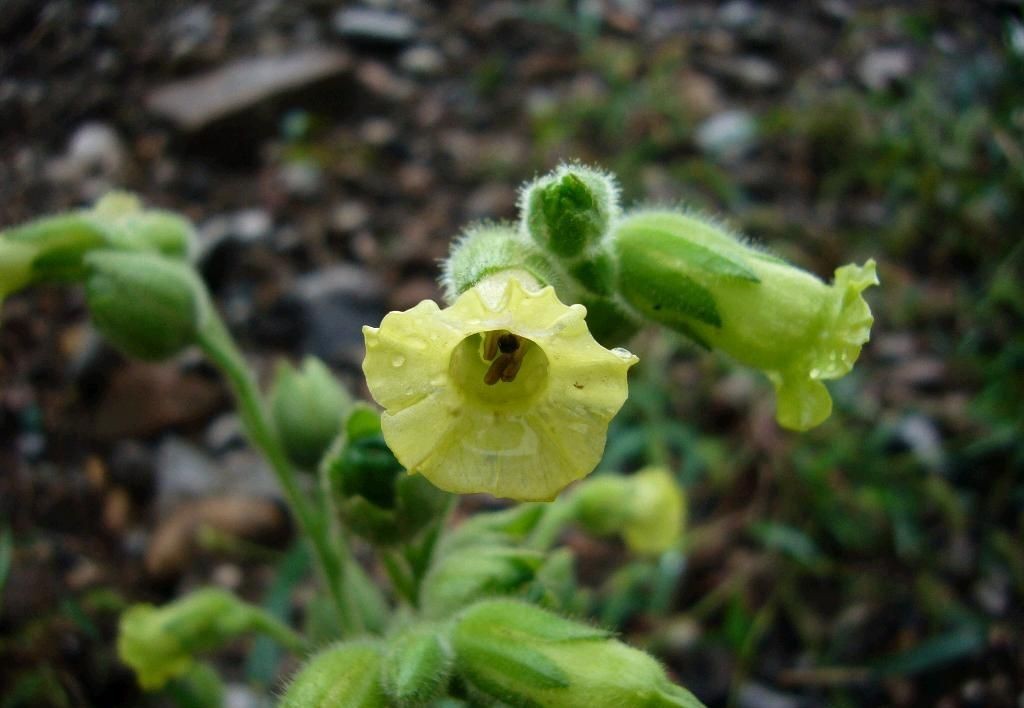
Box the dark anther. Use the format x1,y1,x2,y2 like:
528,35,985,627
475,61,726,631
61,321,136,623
498,334,520,354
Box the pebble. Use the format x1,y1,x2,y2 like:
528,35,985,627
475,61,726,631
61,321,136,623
289,266,387,367
708,55,781,90
330,201,370,232
146,48,351,130
695,110,758,161
399,45,445,76
46,122,125,197
333,8,416,45
279,160,324,199
857,48,912,91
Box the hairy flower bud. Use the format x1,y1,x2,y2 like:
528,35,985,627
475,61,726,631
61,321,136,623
453,599,703,707
522,163,619,259
613,210,878,430
575,468,686,555
118,589,294,691
280,641,386,708
381,622,453,705
270,356,352,469
83,250,207,360
420,545,544,619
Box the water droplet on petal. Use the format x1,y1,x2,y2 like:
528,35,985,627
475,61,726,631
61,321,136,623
611,347,634,360
392,355,406,367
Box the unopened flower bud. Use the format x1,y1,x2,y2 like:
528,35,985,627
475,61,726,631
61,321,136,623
381,622,453,705
453,599,703,708
522,163,619,259
613,210,877,430
270,356,352,469
574,468,686,555
280,641,386,708
83,250,207,360
420,545,544,619
325,405,449,545
118,590,264,690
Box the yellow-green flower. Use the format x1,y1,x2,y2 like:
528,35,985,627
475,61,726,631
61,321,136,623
362,272,637,501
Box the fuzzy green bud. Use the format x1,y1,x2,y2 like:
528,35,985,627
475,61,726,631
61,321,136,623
118,590,275,691
0,193,196,295
440,223,560,301
574,468,686,555
381,623,453,705
91,191,196,258
0,239,36,307
325,405,449,545
420,545,544,619
83,250,208,360
522,163,619,259
270,356,352,469
281,641,386,708
453,599,703,708
613,210,878,430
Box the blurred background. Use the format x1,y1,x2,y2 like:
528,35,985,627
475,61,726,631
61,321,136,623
1,1,1022,706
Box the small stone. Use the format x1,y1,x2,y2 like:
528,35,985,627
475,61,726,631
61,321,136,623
147,48,351,130
279,160,323,199
355,61,415,101
92,361,224,440
204,413,246,455
332,8,416,45
359,117,397,146
47,122,126,199
87,2,120,28
399,45,445,76
696,110,758,161
330,201,370,232
290,266,386,367
145,496,289,579
708,56,781,90
857,48,912,91
103,487,133,533
894,414,945,471
738,682,802,708
719,0,758,29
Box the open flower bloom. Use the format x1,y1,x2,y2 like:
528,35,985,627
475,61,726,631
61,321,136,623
362,272,637,501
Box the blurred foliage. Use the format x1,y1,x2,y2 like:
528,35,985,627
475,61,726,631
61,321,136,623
527,5,1024,704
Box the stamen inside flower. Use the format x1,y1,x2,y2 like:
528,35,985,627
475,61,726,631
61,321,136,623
482,330,528,385
449,330,548,408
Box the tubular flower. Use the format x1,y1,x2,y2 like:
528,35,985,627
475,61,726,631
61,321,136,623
362,272,637,501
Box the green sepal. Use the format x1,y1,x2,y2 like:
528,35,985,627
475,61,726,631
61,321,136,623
568,251,615,296
440,224,559,301
420,545,545,619
84,250,208,360
326,404,450,546
618,258,721,329
381,623,453,705
280,641,386,708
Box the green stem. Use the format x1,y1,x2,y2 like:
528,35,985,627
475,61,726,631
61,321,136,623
525,499,577,551
382,550,417,607
196,310,352,631
249,608,311,655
